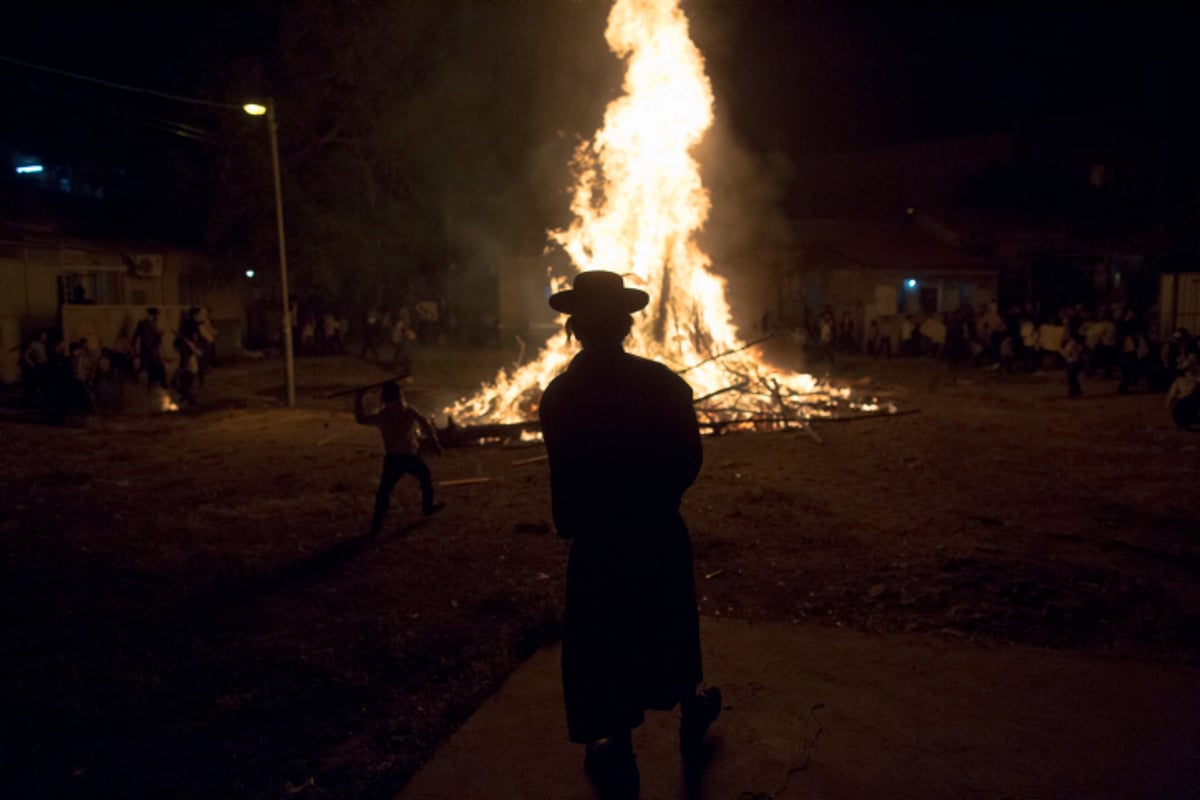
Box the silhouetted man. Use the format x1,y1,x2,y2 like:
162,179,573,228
355,381,444,535
538,270,720,799
130,307,166,392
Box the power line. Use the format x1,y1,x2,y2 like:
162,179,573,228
0,53,241,111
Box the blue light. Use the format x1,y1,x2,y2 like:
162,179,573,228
245,269,256,279
16,165,44,174
905,278,918,289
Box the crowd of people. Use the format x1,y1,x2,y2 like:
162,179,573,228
357,306,418,374
286,302,437,377
803,302,1195,391
15,293,1200,429
296,309,350,356
17,306,216,419
785,301,1200,424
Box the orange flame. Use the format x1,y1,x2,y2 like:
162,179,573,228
447,0,865,429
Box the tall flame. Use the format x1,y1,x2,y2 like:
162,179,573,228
446,0,856,430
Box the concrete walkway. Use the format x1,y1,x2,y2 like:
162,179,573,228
398,618,1198,800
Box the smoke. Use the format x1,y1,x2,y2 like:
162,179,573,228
694,113,796,337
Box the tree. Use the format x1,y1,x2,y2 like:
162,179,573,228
205,0,619,317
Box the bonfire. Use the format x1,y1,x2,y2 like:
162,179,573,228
444,0,884,441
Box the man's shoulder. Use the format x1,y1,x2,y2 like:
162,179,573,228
545,350,690,395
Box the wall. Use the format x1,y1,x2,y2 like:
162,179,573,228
1160,273,1200,336
0,239,248,350
779,264,998,351
0,316,18,383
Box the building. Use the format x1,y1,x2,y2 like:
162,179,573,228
0,224,247,383
723,216,1000,350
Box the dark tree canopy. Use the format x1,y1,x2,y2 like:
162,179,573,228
202,0,622,311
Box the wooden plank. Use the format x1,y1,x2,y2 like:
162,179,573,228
438,477,492,487
510,454,548,466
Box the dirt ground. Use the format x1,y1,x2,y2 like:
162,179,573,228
1,341,1197,799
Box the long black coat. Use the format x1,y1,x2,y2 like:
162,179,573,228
539,344,704,743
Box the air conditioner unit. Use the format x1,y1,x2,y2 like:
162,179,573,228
131,253,164,278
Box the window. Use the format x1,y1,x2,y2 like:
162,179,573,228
59,271,123,305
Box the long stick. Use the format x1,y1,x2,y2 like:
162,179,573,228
676,332,778,375
699,409,919,430
693,381,749,405
326,374,410,398
438,476,491,487
511,454,549,466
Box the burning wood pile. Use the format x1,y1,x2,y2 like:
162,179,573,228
440,0,892,445
438,330,895,448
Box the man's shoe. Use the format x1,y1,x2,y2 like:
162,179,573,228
423,502,445,516
584,738,639,799
680,686,722,753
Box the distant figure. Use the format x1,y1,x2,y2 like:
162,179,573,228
538,270,721,799
196,306,218,385
944,311,967,368
979,303,1005,363
322,312,343,354
360,308,383,359
20,328,50,408
178,306,216,385
1062,333,1084,398
1117,310,1148,394
300,316,316,354
1166,339,1200,429
94,347,126,413
998,334,1018,373
1092,309,1117,378
865,318,881,357
817,312,836,372
839,310,856,353
174,330,203,407
415,300,440,344
876,316,893,358
391,307,415,374
355,381,444,535
130,308,167,392
1020,316,1040,372
902,314,925,356
68,339,95,415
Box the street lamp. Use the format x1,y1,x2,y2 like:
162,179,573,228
244,100,296,407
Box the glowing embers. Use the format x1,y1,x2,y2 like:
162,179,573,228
155,387,179,413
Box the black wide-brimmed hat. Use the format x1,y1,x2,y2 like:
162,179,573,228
548,270,649,316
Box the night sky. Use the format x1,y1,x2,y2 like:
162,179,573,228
4,3,1194,152
2,1,1197,244
691,2,1197,153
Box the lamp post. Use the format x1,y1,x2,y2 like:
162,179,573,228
243,101,296,407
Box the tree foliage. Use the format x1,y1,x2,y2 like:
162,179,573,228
205,0,619,313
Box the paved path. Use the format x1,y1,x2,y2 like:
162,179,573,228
398,618,1198,799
